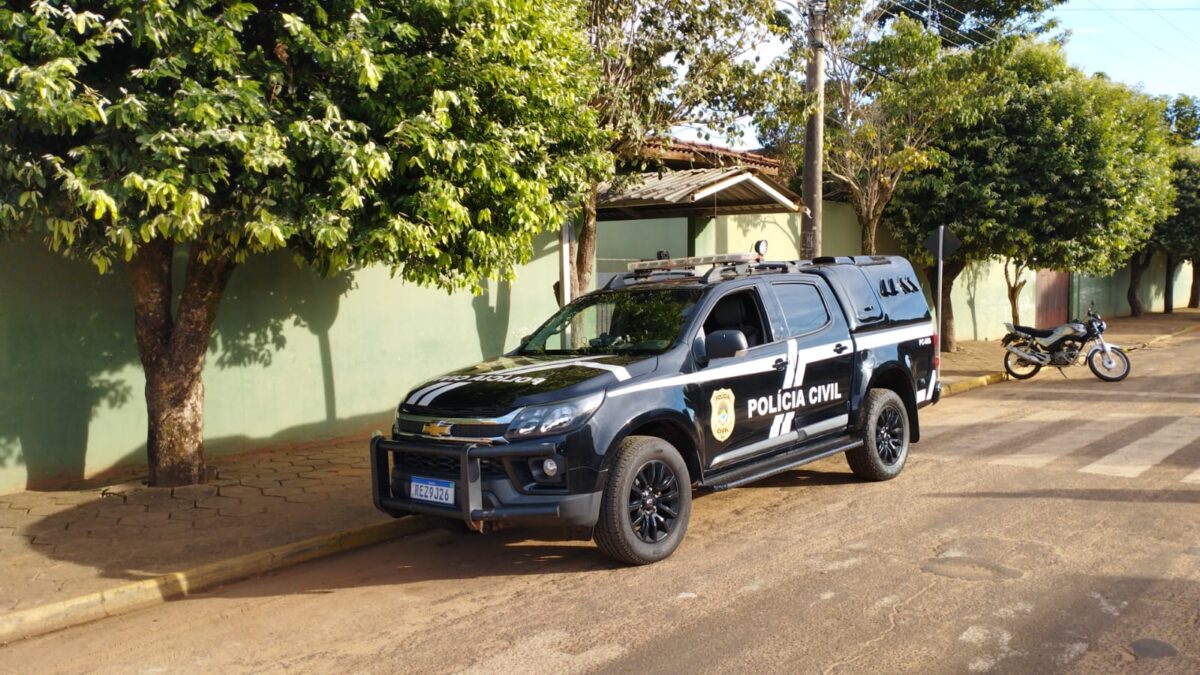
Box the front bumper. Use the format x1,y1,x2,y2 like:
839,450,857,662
369,435,601,529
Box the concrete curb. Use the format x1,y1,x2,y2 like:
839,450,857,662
941,371,1009,397
0,516,434,645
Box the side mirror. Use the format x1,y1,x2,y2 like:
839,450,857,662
706,329,748,361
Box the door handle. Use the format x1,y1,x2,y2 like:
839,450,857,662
833,343,848,354
773,358,788,371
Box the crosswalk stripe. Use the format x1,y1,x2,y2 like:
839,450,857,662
990,417,1111,468
1079,417,1200,478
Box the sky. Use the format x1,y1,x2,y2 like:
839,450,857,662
678,0,1200,150
1048,0,1200,97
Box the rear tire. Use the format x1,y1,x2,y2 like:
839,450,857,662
1088,347,1130,382
846,389,909,481
594,436,691,565
1004,350,1042,380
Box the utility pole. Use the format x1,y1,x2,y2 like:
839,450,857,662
800,0,826,259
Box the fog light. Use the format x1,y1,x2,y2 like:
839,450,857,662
542,458,560,477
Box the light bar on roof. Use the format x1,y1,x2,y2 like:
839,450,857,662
627,253,756,272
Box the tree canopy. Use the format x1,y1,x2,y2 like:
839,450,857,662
1,0,608,289
886,40,1174,338
0,0,608,485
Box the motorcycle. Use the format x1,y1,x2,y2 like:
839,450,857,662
1001,308,1130,382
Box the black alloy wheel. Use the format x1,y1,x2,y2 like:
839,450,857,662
628,460,681,544
875,406,905,466
846,388,909,481
594,435,692,565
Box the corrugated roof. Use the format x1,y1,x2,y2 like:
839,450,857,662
597,168,801,216
640,139,781,174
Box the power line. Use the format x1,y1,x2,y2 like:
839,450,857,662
876,5,984,49
1084,0,1200,71
1131,0,1197,45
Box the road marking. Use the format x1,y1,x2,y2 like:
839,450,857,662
990,417,1112,468
1182,467,1200,484
1079,417,1200,478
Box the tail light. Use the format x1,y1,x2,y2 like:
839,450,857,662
932,332,940,370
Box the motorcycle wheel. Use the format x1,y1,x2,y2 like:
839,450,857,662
1004,351,1042,380
1088,347,1130,382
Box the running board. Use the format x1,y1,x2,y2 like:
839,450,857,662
701,434,863,491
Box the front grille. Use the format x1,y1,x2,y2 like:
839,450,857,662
396,419,507,440
394,452,507,478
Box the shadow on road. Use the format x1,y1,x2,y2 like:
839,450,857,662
930,488,1200,504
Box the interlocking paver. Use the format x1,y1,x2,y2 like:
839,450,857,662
285,492,330,503
218,485,266,500
196,496,242,511
219,504,266,518
263,486,307,498
171,484,219,500
118,512,172,527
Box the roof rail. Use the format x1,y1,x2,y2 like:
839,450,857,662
604,269,698,290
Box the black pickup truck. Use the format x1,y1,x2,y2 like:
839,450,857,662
371,246,940,564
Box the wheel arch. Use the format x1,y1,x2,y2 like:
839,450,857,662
601,411,703,485
862,366,921,442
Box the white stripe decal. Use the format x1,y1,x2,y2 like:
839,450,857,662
417,382,469,407
406,381,458,405
854,323,935,351
780,410,796,435
609,355,781,397
573,361,631,382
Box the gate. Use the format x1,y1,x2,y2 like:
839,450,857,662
1035,269,1070,327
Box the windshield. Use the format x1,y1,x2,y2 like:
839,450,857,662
518,287,704,356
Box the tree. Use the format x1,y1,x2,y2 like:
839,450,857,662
1156,147,1200,312
0,0,607,486
1166,94,1200,146
759,8,997,257
887,42,1173,347
572,0,779,298
881,0,1062,46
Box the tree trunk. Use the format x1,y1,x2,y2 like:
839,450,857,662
926,259,965,352
571,182,599,299
128,241,235,487
1127,249,1153,318
1190,256,1199,309
1003,260,1027,326
1165,253,1179,314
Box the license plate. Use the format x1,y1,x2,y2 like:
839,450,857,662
410,476,455,506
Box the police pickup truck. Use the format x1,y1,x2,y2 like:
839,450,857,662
371,244,940,564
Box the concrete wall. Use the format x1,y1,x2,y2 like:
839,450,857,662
0,231,564,493
1072,254,1195,318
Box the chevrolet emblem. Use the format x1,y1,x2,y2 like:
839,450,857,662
422,421,453,437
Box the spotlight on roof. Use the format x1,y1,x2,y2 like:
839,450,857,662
753,240,769,258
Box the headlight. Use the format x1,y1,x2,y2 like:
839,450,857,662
506,392,604,439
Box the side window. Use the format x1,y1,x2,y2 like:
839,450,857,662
772,283,831,338
701,289,769,348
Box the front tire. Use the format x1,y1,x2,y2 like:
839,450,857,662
847,389,910,481
1004,349,1042,380
1088,347,1130,382
594,435,691,565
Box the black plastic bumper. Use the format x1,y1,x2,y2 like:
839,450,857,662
369,435,601,528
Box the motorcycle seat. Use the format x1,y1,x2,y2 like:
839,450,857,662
1013,324,1056,338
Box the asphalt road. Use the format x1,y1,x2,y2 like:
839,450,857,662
4,333,1200,673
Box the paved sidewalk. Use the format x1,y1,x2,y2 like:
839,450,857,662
939,308,1200,386
0,435,386,616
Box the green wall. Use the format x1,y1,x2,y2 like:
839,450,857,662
595,217,689,280
0,231,563,493
1072,254,1195,318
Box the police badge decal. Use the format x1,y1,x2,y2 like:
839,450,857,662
710,388,736,442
